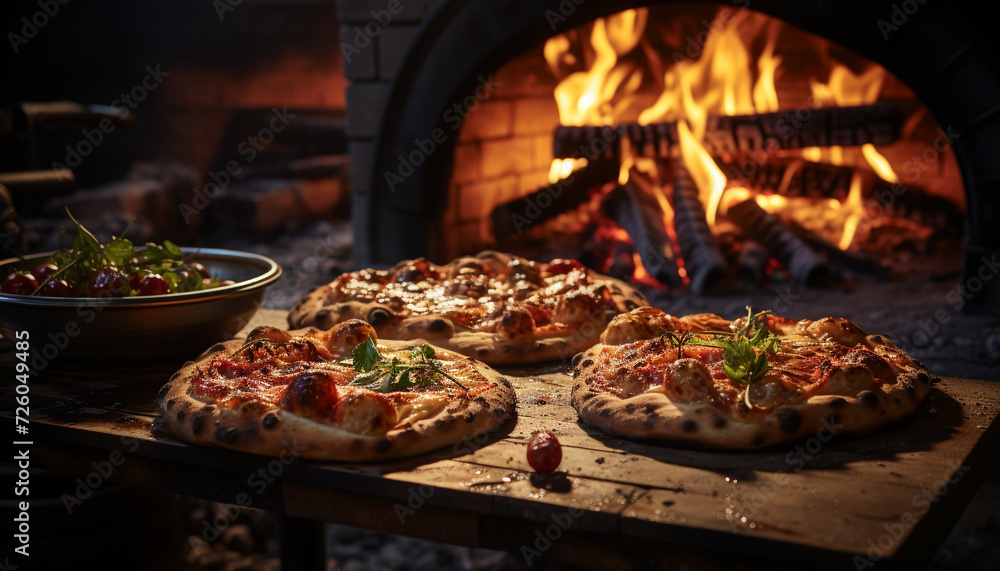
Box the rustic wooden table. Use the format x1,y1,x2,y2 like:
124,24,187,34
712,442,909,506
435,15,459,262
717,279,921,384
3,309,999,570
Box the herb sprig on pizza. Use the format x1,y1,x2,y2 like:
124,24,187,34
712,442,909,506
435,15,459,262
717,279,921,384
664,307,781,408
571,307,934,449
348,338,469,392
157,320,516,461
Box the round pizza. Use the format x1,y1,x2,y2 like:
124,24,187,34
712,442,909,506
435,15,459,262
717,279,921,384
157,320,516,461
288,251,649,365
571,307,935,449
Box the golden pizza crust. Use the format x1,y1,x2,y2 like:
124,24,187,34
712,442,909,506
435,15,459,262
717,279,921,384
288,251,649,365
157,322,516,461
571,309,935,449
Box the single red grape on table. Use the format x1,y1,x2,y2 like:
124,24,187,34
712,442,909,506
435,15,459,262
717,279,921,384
526,430,562,474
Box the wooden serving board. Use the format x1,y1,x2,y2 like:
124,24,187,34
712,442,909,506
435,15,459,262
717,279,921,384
2,309,999,570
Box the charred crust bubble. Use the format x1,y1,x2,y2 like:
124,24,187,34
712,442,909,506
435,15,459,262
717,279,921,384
917,372,930,384
871,335,883,344
599,408,612,418
244,423,259,438
751,434,766,447
367,307,391,326
712,416,726,428
624,299,639,310
464,412,476,423
375,438,392,453
176,409,187,421
428,318,448,332
157,384,171,400
571,353,584,367
315,309,330,320
581,359,594,368
215,426,239,444
859,390,879,408
776,409,803,434
210,343,227,353
262,412,280,429
191,413,207,435
624,403,638,414
492,407,506,418
166,398,176,410
643,404,657,414
905,385,916,397
827,397,848,409
681,419,698,433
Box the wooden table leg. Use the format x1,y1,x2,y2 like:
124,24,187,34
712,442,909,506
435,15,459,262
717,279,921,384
280,515,326,570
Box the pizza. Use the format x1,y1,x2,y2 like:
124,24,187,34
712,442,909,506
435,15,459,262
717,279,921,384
157,320,516,461
288,251,649,365
571,307,935,449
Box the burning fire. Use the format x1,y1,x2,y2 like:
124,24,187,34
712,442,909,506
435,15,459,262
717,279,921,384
542,6,908,284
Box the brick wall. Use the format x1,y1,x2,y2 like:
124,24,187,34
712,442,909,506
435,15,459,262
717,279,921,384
441,53,561,259
338,0,565,260
337,0,440,203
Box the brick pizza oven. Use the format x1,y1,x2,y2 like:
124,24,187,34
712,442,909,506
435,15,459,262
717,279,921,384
339,0,999,314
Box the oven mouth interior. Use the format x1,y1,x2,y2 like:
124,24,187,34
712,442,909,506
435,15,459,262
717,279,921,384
433,4,964,295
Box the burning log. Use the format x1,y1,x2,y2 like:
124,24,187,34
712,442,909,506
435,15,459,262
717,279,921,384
727,198,833,285
490,161,619,241
553,102,909,161
869,183,964,232
785,220,891,280
721,157,963,231
673,162,728,293
735,240,771,284
605,241,637,281
600,183,683,289
721,158,855,201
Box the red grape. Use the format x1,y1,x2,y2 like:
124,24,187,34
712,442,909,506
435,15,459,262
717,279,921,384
40,278,77,297
2,272,38,295
87,267,127,297
127,272,143,291
137,274,170,295
526,430,562,474
31,262,59,282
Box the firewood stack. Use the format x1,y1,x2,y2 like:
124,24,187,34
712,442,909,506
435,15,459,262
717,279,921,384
490,103,962,290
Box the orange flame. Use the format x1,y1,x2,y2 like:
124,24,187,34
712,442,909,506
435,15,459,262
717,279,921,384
547,157,589,184
546,9,648,126
543,7,903,270
838,171,865,249
810,64,899,182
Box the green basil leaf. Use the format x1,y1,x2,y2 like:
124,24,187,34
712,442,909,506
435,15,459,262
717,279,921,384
352,338,382,372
